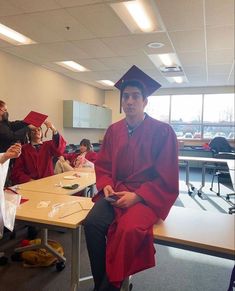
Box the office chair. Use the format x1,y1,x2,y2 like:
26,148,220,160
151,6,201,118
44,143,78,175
209,137,234,196
209,152,235,214
210,152,235,195
209,136,233,154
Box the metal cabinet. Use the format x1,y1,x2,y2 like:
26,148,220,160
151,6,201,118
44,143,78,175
63,100,112,129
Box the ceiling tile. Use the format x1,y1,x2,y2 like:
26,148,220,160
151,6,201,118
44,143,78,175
207,26,234,50
66,3,130,37
208,64,232,75
205,0,234,27
0,14,63,42
207,49,234,65
0,0,23,16
177,51,206,66
169,30,205,52
8,0,60,13
156,0,204,31
72,39,116,58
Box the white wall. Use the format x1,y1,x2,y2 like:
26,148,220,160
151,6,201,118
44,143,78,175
0,50,107,144
105,86,235,123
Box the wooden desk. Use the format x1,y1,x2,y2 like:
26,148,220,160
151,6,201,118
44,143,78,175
17,170,96,196
153,206,235,260
16,191,94,291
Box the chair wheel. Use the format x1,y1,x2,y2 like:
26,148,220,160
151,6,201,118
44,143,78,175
0,256,8,265
210,187,212,191
11,252,22,262
56,261,65,271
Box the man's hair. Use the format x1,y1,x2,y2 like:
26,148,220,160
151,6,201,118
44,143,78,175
0,100,6,108
120,80,147,99
80,138,92,151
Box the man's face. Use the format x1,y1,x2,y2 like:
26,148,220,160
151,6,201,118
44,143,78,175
0,105,8,121
121,86,147,118
30,127,42,142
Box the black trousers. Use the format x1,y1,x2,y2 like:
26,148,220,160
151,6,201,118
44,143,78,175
83,198,115,290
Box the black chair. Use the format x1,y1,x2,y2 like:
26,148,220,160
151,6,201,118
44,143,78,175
209,136,234,196
210,152,235,214
209,136,233,154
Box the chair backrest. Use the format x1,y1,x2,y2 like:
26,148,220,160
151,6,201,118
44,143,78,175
209,137,232,154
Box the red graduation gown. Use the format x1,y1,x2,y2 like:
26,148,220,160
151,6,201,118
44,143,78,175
63,150,97,166
94,115,179,284
11,134,66,184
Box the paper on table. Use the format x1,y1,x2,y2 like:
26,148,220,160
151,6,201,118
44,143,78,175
23,111,48,127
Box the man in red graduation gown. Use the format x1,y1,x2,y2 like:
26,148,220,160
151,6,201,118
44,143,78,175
11,120,66,184
83,66,179,291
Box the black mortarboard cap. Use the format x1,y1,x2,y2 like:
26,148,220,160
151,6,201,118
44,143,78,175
114,65,161,97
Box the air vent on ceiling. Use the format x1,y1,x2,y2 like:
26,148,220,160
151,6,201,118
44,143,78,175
159,65,182,73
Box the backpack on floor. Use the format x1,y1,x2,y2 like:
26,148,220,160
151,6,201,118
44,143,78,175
21,239,64,267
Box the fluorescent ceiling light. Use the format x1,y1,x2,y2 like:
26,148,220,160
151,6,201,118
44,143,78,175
166,76,188,84
97,80,115,87
148,53,180,68
173,76,183,83
110,0,165,33
158,54,174,67
0,23,35,45
124,0,152,32
56,61,89,72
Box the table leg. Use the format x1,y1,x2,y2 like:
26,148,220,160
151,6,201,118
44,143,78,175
198,162,206,197
71,227,80,291
184,161,195,195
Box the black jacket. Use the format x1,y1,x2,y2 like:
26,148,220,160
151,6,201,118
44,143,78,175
0,120,29,152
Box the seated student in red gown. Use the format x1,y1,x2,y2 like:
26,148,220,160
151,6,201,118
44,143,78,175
11,120,66,184
83,66,179,291
54,138,97,174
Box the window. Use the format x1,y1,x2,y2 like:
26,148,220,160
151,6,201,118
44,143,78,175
145,93,234,140
171,95,202,123
145,95,170,122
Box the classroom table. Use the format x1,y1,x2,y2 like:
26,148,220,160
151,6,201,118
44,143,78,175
16,191,94,291
123,205,235,291
153,206,235,259
179,156,232,196
17,169,96,196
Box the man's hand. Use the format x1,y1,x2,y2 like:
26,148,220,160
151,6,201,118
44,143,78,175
112,191,143,208
1,143,21,163
44,120,57,136
103,185,115,197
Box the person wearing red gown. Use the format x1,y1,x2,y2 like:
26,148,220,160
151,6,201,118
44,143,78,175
11,121,66,184
54,138,97,173
83,75,179,291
